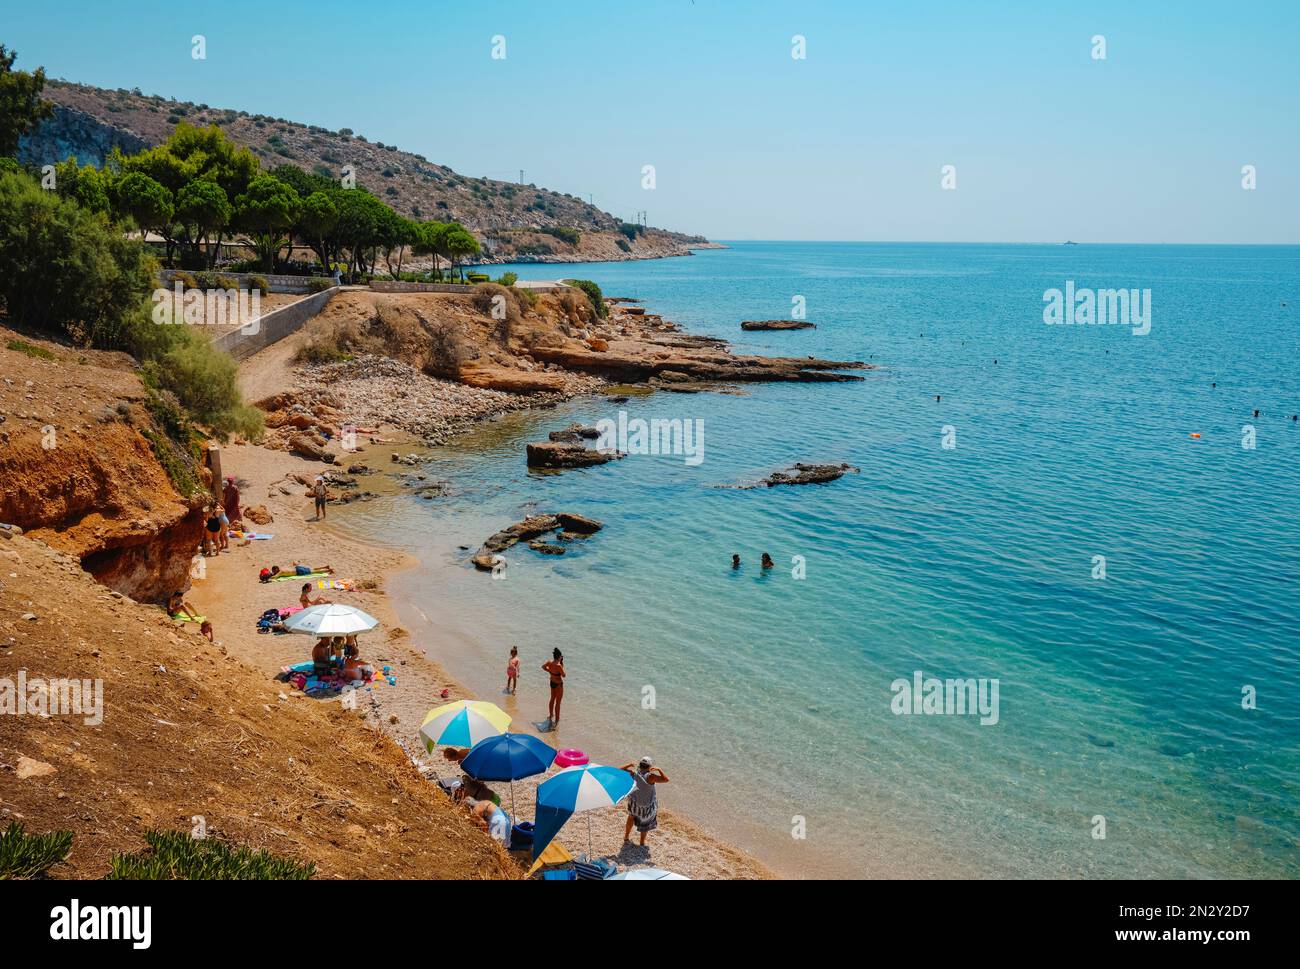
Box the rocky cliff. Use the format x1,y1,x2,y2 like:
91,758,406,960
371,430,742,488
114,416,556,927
0,331,205,603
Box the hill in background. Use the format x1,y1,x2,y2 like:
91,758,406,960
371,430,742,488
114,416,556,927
20,80,715,265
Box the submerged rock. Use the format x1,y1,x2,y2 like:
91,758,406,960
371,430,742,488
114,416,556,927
473,513,604,571
547,423,602,444
763,463,859,486
740,320,816,331
526,441,622,469
721,463,860,490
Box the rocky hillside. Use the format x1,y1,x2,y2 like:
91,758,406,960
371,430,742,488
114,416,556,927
0,328,205,603
20,81,714,264
0,531,516,880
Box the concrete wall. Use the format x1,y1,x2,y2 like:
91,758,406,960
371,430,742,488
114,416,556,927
159,269,332,295
212,288,338,362
369,280,478,294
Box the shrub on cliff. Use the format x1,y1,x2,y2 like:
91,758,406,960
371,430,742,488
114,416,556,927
0,822,73,879
108,829,315,880
564,278,607,319
136,325,264,440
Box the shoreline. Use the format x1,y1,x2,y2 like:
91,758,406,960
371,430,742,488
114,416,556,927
202,280,868,879
188,435,775,879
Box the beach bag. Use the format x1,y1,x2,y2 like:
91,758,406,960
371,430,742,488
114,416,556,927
510,821,535,849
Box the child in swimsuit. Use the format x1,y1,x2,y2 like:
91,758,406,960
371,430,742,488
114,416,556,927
506,646,520,695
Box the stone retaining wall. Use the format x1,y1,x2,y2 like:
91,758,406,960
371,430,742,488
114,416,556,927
212,288,338,361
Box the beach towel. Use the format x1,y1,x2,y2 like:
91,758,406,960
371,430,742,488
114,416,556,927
230,531,274,540
171,614,205,623
316,579,355,591
573,857,617,880
268,570,330,583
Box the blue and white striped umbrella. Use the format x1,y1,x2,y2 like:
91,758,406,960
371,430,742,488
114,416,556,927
532,764,634,859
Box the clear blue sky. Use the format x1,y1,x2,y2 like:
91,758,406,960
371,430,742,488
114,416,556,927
5,0,1298,242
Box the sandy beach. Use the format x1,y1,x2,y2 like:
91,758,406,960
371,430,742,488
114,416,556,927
188,438,773,879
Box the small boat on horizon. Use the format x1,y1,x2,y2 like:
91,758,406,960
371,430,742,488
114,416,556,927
1063,240,1079,246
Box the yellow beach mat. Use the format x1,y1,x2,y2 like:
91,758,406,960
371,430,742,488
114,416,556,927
527,841,573,878
171,614,205,623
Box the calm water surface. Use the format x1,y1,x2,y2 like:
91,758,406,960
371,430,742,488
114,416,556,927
335,242,1299,878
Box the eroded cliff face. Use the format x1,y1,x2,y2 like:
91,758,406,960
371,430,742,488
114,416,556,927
17,103,148,169
0,333,204,603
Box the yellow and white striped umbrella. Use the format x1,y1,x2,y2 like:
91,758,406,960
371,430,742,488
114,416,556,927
419,700,511,751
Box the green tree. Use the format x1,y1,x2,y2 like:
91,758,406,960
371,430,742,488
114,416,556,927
376,206,417,277
113,123,256,266
412,220,449,279
0,46,53,157
298,190,339,272
443,224,481,281
0,167,154,348
174,179,232,268
52,156,110,214
235,175,301,271
111,170,175,243
330,187,389,279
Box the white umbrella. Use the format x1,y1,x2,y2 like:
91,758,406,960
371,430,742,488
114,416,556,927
283,603,379,636
610,868,690,880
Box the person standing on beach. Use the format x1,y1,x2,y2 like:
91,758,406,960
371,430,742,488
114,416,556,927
312,475,327,520
506,646,520,695
222,475,241,527
542,648,565,726
621,757,669,846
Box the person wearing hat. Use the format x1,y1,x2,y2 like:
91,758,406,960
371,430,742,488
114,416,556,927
312,475,328,520
620,757,669,846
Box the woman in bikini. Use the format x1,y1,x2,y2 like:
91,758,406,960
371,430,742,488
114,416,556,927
541,648,566,726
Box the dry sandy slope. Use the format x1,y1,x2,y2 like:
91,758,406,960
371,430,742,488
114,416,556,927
0,531,516,880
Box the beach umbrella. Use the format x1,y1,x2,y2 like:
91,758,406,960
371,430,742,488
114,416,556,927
419,700,511,751
462,733,556,819
532,763,634,860
610,868,690,881
282,603,379,636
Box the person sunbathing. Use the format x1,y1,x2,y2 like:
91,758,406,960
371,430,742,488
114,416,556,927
464,797,510,846
443,747,470,766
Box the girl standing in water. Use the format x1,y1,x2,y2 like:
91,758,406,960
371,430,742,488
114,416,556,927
506,646,520,695
541,648,566,727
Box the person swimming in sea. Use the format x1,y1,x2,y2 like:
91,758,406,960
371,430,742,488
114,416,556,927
761,552,774,569
731,554,741,570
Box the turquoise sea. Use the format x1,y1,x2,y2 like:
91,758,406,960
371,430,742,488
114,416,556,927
339,242,1299,878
